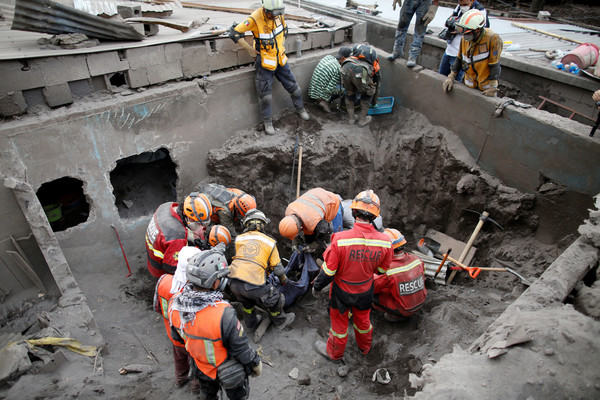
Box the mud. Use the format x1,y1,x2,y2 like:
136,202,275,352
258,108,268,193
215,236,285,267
1,103,597,399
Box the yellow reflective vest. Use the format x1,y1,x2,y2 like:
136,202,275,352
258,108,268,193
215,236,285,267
229,231,282,285
234,8,288,71
458,28,502,91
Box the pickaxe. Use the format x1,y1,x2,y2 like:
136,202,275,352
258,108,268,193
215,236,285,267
447,210,503,284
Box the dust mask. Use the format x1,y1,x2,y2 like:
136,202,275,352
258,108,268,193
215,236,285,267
460,5,470,13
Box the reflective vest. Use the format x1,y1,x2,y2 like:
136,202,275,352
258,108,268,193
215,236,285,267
145,202,188,276
459,28,502,91
234,8,288,70
169,300,230,379
154,274,185,348
375,252,427,315
229,231,281,285
285,188,341,235
200,183,242,223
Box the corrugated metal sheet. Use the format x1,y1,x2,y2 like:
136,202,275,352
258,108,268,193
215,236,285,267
11,0,145,41
72,0,174,18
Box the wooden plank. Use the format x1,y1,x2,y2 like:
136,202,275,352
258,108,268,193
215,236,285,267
425,229,477,268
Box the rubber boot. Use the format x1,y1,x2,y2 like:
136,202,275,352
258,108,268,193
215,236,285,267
318,99,331,113
357,100,372,127
345,99,357,125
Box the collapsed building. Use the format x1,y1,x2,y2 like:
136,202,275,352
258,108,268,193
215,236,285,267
0,0,599,399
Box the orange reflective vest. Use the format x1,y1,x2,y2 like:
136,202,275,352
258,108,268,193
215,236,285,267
169,300,230,379
458,28,502,91
234,8,288,71
285,188,341,235
155,274,185,348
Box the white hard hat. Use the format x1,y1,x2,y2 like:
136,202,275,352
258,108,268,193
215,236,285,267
262,0,285,16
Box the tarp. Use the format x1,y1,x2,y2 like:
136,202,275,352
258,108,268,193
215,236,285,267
268,248,320,307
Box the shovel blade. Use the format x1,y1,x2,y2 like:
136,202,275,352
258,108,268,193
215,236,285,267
417,237,442,258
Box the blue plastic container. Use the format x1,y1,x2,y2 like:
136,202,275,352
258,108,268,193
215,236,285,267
368,96,395,115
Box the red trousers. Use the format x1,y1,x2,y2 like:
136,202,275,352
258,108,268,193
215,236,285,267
326,307,373,360
173,344,190,385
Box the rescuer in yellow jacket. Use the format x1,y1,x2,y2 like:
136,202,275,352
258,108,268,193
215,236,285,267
442,9,502,97
228,209,296,332
228,0,309,135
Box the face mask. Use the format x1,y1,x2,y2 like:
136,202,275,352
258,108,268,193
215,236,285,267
460,5,471,13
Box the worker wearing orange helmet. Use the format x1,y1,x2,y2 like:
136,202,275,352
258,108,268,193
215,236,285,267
145,193,212,278
199,183,257,242
373,228,427,322
312,190,393,362
279,188,343,258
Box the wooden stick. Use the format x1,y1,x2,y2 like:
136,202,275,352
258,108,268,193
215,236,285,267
447,211,488,284
180,2,316,23
296,145,303,199
511,22,584,45
125,17,194,32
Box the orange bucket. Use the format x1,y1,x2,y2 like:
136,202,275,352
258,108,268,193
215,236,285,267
561,43,599,69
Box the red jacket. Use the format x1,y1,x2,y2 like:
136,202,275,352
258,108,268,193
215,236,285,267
318,221,393,294
374,252,427,316
153,274,185,348
145,202,188,277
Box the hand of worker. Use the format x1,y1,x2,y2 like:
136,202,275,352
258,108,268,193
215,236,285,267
311,286,320,297
392,0,402,11
421,5,438,25
483,80,499,97
279,274,289,285
251,361,262,377
304,242,319,254
593,89,600,108
291,245,299,254
213,242,227,254
442,75,455,92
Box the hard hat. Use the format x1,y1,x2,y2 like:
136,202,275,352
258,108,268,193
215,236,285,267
279,215,301,239
336,46,352,60
456,9,486,40
231,193,257,217
208,225,232,247
183,193,212,223
262,0,285,16
384,228,407,250
350,190,380,218
186,249,230,291
242,208,269,227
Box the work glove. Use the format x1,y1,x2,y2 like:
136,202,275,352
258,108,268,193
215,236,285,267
421,5,438,26
482,80,499,97
442,71,457,92
279,274,289,286
193,238,210,250
311,286,320,297
213,242,227,254
392,0,402,11
237,37,258,58
304,242,320,254
251,361,262,377
291,245,299,254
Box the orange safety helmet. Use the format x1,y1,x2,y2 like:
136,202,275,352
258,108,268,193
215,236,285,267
384,228,407,250
279,215,301,240
230,193,257,217
183,192,212,223
208,225,232,247
350,189,380,218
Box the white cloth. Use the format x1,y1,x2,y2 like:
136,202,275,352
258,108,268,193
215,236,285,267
170,246,201,294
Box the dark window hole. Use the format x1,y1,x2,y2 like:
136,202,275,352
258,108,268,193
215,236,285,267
110,148,177,219
109,72,127,87
36,177,89,232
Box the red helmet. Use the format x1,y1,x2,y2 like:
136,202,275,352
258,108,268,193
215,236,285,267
183,193,212,223
350,190,380,218
208,225,232,247
384,228,407,250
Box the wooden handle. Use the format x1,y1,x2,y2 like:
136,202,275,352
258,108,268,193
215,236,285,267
296,146,303,199
511,22,583,45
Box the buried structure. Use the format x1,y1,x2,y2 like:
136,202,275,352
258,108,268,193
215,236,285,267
0,12,599,395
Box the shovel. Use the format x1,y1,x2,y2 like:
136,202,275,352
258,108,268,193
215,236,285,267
418,237,529,283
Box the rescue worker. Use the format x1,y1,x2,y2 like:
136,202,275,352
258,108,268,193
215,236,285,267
228,209,295,331
168,249,262,400
373,229,427,321
153,246,200,389
199,183,257,241
279,188,343,259
308,46,352,113
228,0,309,135
388,0,439,67
438,0,489,80
340,44,381,127
312,190,393,361
442,9,503,97
341,198,384,231
145,193,212,277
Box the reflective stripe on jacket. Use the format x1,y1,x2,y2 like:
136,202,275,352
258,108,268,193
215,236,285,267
322,222,393,294
154,274,186,348
229,231,282,285
285,188,341,235
459,28,502,90
146,202,188,276
234,8,288,70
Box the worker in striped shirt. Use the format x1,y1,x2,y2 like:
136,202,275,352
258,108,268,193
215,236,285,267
308,47,351,113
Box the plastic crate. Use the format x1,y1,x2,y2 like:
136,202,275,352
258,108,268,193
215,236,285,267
368,96,394,115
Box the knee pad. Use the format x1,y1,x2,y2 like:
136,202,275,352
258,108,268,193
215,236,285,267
259,94,272,106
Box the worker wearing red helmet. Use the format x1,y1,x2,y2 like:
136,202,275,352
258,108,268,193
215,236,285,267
279,187,342,258
199,183,257,242
145,193,212,278
373,228,427,321
312,190,393,361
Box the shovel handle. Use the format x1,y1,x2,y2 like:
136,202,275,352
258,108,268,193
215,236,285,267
465,266,481,278
433,248,451,280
